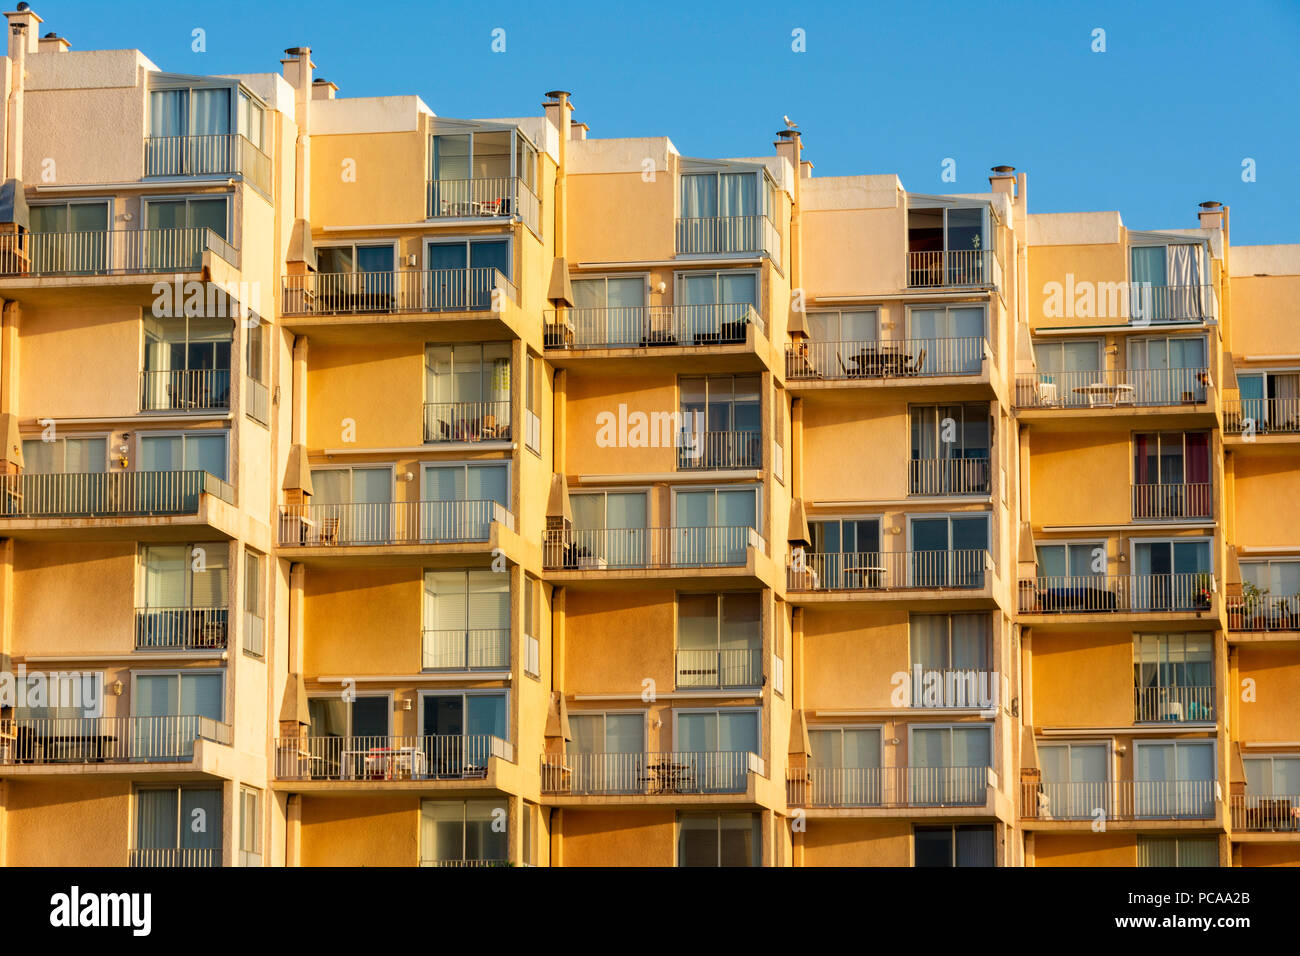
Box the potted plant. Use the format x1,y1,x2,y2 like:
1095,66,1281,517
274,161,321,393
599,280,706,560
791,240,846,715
1193,573,1214,610
1241,581,1269,629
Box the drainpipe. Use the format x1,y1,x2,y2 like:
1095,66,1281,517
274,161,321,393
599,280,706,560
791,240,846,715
5,19,28,181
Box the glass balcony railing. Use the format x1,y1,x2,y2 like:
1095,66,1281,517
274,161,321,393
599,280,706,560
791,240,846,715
0,470,234,519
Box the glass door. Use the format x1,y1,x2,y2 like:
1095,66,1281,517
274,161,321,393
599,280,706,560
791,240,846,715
1132,539,1211,610
1243,757,1300,830
1038,743,1109,820
421,463,507,541
1135,741,1215,818
310,466,391,545
911,725,991,805
676,710,758,793
809,728,882,806
810,518,881,589
135,788,221,866
570,276,645,346
30,201,110,274
909,515,988,588
908,306,985,374
422,693,506,778
133,672,222,760
569,713,644,794
674,487,756,566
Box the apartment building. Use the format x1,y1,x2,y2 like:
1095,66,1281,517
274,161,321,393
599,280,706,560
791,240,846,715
0,9,1295,867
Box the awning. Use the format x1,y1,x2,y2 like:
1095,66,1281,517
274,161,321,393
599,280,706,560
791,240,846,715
1221,349,1238,390
1020,724,1039,771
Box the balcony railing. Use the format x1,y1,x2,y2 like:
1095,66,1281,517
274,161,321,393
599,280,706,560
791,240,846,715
1016,367,1211,410
274,734,513,781
1134,685,1216,723
144,132,272,195
129,848,221,868
1231,794,1300,832
0,470,234,519
281,268,517,317
0,715,232,765
246,378,270,426
543,304,765,350
423,400,511,443
1226,587,1300,631
1127,284,1218,324
1224,397,1300,435
908,457,991,496
786,766,990,808
1017,573,1215,614
1132,482,1213,520
540,751,764,796
1021,779,1218,821
420,859,511,868
0,227,238,277
543,526,764,571
786,337,986,381
134,606,229,651
675,648,762,688
677,429,762,470
907,249,995,289
244,611,265,657
426,176,540,235
139,368,231,412
676,215,780,264
786,550,990,592
422,628,510,670
277,500,512,547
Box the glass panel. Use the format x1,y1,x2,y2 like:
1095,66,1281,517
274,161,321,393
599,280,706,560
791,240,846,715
179,789,222,850
136,790,179,849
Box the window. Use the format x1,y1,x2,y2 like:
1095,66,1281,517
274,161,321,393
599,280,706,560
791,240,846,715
134,787,221,867
420,691,509,777
1035,541,1105,581
420,799,507,866
1131,538,1213,610
909,613,992,695
1133,634,1214,722
523,579,541,679
809,727,882,805
524,353,541,454
676,270,759,343
140,430,228,480
309,465,392,545
679,374,761,469
677,812,760,867
1134,740,1215,818
570,276,647,346
423,570,509,671
245,318,266,383
774,394,785,483
807,309,877,346
568,490,648,568
133,670,224,760
1037,742,1109,819
424,343,511,442
568,712,645,794
14,672,102,720
910,725,991,804
239,786,262,867
137,543,229,650
29,201,110,273
425,238,510,311
1035,338,1102,376
1133,432,1211,519
1236,371,1300,432
150,85,231,139
908,514,989,587
1243,756,1300,829
521,800,537,866
907,305,985,374
907,206,989,286
317,242,395,276
308,695,388,737
1240,559,1300,629
675,709,759,792
909,404,990,495
1127,335,1208,403
236,91,264,151
673,487,759,566
913,825,995,867
773,606,785,697
1137,836,1217,867
21,436,105,474
1129,243,1207,322
243,549,264,658
677,592,761,688
144,196,230,261
422,463,509,539
142,314,233,410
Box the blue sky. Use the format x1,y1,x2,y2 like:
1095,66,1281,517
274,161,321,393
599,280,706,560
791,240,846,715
39,0,1300,244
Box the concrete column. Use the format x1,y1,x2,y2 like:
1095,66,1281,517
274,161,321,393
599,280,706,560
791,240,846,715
291,335,308,445
0,301,18,413
285,793,301,867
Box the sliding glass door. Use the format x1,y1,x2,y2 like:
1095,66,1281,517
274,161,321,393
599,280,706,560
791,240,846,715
674,487,757,566
908,514,988,587
310,466,392,545
421,692,507,778
676,710,758,792
569,491,647,567
133,671,223,760
910,725,990,805
421,463,508,541
1038,742,1109,820
1135,740,1215,818
809,727,882,806
426,239,509,311
568,713,644,794
1132,539,1212,610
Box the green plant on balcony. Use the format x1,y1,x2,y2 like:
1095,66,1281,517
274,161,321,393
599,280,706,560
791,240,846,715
1193,573,1214,610
1241,581,1269,627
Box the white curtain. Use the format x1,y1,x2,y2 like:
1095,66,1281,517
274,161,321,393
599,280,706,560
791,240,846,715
1166,244,1202,320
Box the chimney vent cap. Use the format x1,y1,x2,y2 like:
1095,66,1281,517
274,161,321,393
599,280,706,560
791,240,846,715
1199,200,1222,210
544,90,572,100
284,46,309,55
776,129,800,139
16,2,29,10
990,165,1016,175
42,31,56,38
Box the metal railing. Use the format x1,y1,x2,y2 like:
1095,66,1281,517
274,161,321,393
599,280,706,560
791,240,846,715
787,766,990,808
907,250,995,289
675,648,762,688
281,268,516,316
543,304,765,350
1231,794,1300,831
676,215,781,264
0,470,234,518
244,611,265,657
907,668,1001,708
274,734,513,781
540,751,764,796
0,227,238,277
1226,587,1300,631
0,715,232,765
423,400,511,443
677,429,762,470
1132,482,1213,520
277,500,512,547
786,337,986,380
786,549,990,591
134,606,229,650
420,859,511,868
422,628,510,670
1224,397,1300,435
144,133,272,195
129,847,221,868
1015,367,1211,409
1127,284,1218,324
426,176,540,235
245,377,269,426
908,457,991,496
1021,779,1218,820
543,526,764,570
1017,573,1215,614
139,368,231,411
1134,685,1216,723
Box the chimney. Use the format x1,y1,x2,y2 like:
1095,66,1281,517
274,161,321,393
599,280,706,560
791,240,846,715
569,121,588,141
989,165,1017,196
5,5,39,54
37,30,66,52
5,6,39,182
311,77,337,101
800,159,813,179
545,91,572,257
281,47,314,264
774,128,801,177
1198,200,1223,231
774,128,803,306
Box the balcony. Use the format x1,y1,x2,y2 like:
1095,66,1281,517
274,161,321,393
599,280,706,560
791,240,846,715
1016,367,1212,410
420,859,512,868
907,250,998,290
786,766,991,808
144,132,272,195
0,470,234,520
1132,482,1213,520
139,369,231,412
281,268,516,318
908,458,991,496
1021,779,1218,822
1226,587,1300,631
135,606,229,651
425,176,539,235
786,337,986,382
1128,283,1218,324
1134,685,1216,723
544,304,765,351
277,500,513,548
1230,795,1300,833
675,648,762,689
129,848,221,867
1017,573,1215,615
423,401,511,444
274,734,513,781
676,216,781,264
0,227,239,279
0,715,233,766
786,550,990,592
677,429,761,470
1224,397,1300,436
543,526,763,571
540,751,764,796
422,628,510,671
